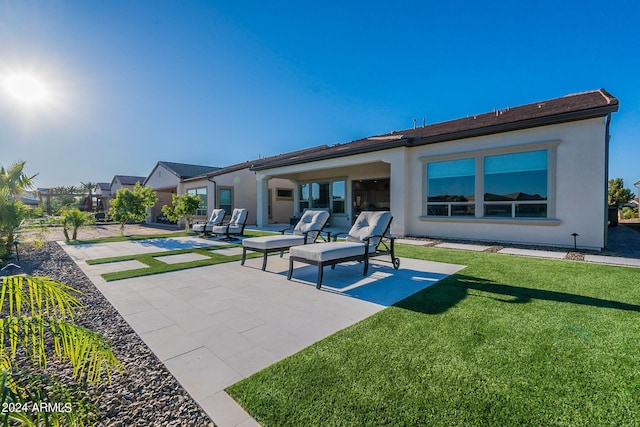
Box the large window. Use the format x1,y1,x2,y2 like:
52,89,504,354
484,150,547,218
332,181,345,214
186,187,207,216
218,187,233,217
299,179,346,213
427,158,475,216
424,148,551,220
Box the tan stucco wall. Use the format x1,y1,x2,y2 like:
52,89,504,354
406,117,608,249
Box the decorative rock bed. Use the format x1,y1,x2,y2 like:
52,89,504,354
17,242,215,427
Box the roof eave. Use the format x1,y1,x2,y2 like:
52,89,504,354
251,139,409,171
252,104,617,171
410,104,619,148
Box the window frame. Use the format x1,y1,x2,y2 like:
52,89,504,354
217,186,234,218
421,141,558,223
276,187,294,201
297,178,347,215
426,157,476,218
186,187,207,217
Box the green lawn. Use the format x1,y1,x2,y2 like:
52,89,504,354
227,246,640,426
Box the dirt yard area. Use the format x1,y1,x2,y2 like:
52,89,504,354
18,223,184,243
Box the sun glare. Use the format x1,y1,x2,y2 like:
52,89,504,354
2,73,52,108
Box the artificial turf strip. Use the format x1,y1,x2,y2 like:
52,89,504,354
227,246,640,427
88,245,262,281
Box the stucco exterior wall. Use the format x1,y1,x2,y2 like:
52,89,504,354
145,165,180,190
255,117,609,249
407,117,608,249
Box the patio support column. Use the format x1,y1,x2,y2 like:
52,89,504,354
388,148,409,237
256,173,269,227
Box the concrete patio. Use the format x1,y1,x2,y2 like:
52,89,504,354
61,236,465,427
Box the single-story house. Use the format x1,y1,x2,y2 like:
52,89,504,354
143,162,221,224
110,175,147,194
251,89,618,250
144,150,328,227
93,182,111,211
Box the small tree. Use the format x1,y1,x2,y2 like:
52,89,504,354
608,178,635,208
109,183,157,236
161,193,203,231
60,207,95,241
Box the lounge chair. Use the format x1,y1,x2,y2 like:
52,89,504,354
241,209,331,271
211,208,249,241
287,211,400,289
192,209,226,236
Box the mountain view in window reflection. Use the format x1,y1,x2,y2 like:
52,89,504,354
483,150,547,201
427,158,476,202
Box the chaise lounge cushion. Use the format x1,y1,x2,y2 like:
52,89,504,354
243,235,306,250
289,241,365,263
193,209,225,233
346,211,392,250
293,209,330,239
211,208,248,235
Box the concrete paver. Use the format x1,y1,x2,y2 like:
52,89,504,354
155,252,211,264
435,242,491,252
583,255,640,267
498,248,567,259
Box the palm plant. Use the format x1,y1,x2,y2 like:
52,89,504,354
0,162,37,258
59,208,95,241
0,193,28,255
0,162,37,200
0,274,123,425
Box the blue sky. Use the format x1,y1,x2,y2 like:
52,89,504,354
1,1,639,194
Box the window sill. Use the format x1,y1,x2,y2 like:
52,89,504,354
419,216,561,226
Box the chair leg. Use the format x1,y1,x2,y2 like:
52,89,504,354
317,264,324,289
241,248,247,266
261,252,268,271
287,258,294,280
363,256,369,276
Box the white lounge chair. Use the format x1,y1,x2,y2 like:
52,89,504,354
241,209,331,271
192,209,226,236
211,208,249,241
287,211,399,289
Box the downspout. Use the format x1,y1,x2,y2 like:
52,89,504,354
604,113,612,249
207,176,217,213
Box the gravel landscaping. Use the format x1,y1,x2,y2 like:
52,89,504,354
15,241,215,427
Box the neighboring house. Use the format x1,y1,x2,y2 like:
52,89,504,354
110,175,147,195
20,193,41,210
144,150,326,227
251,89,618,250
144,162,221,224
94,182,111,211
202,146,328,226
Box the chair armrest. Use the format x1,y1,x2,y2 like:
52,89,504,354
332,231,352,241
279,226,294,235
300,228,331,243
363,234,394,243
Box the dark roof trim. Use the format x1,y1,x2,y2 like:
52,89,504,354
251,90,618,171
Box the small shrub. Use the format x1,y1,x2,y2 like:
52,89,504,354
622,207,638,220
